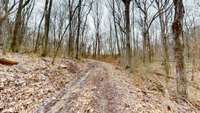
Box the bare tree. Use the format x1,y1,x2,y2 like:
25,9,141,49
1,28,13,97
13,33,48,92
172,0,187,99
0,0,17,25
34,13,45,53
155,0,172,85
135,0,171,63
68,0,76,57
107,0,121,56
0,0,17,54
52,1,80,64
41,0,53,57
20,0,35,51
92,0,102,58
10,0,31,52
121,0,132,68
75,0,83,59
80,0,94,57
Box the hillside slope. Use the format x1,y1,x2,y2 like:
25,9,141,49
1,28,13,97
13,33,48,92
0,53,199,113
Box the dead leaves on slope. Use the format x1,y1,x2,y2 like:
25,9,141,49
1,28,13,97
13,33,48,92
0,54,81,113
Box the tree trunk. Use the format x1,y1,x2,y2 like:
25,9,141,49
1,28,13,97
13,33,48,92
2,1,9,55
75,0,82,59
41,0,53,57
10,0,24,52
122,0,132,68
163,34,170,77
132,1,136,56
97,34,101,57
112,0,121,56
157,1,170,79
172,0,187,99
34,13,44,53
68,0,74,57
142,32,147,63
146,31,152,62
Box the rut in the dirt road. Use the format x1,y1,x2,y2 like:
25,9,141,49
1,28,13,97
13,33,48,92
36,61,137,113
35,60,198,113
36,62,97,113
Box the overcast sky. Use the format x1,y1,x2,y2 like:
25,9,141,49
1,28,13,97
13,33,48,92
29,0,200,37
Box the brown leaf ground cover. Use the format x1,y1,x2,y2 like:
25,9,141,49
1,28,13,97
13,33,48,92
0,53,199,113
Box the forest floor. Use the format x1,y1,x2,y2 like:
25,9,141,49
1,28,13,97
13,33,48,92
0,52,199,113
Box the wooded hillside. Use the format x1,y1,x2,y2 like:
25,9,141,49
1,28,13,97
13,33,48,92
0,0,200,112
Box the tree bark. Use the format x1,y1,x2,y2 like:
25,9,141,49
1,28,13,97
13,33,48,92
172,0,187,99
34,13,44,53
41,0,53,57
68,0,74,57
112,0,121,56
75,0,82,59
10,0,31,52
10,0,24,52
122,0,132,68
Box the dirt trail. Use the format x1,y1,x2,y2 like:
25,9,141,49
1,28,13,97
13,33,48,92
0,53,197,113
34,59,199,113
35,60,140,113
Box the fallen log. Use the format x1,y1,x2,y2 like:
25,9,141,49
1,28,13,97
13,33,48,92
0,58,18,66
